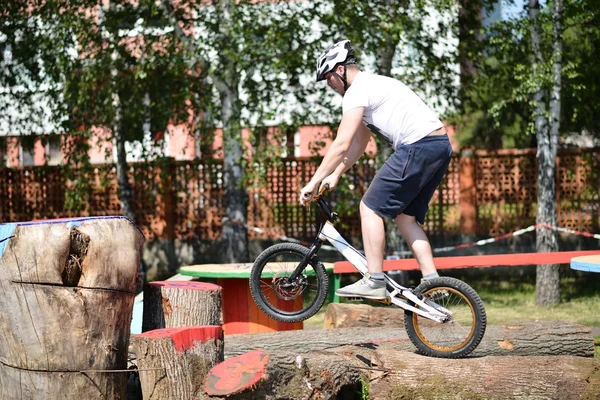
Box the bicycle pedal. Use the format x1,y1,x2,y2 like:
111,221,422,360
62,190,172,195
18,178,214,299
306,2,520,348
372,297,392,305
347,297,363,302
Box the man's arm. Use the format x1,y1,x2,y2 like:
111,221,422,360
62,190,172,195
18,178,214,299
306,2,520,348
331,123,372,177
299,107,366,204
307,107,365,185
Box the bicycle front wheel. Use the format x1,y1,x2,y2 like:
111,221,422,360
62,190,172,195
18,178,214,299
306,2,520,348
404,277,487,358
249,243,329,323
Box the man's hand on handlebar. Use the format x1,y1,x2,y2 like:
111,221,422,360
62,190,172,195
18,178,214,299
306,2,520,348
320,174,340,194
299,181,333,206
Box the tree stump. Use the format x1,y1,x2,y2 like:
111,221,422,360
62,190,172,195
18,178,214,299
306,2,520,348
132,326,224,400
0,217,143,400
323,303,405,329
142,281,222,332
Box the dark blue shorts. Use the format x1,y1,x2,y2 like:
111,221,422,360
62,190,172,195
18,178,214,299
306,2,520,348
362,134,453,223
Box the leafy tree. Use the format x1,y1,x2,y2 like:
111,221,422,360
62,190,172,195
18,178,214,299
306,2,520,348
1,0,196,220
160,0,322,262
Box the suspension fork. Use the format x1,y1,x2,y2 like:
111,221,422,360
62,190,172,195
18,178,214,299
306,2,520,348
288,237,324,281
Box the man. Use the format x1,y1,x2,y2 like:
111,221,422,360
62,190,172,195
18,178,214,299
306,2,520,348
299,39,452,300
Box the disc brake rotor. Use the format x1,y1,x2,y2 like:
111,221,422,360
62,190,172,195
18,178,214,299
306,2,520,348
271,272,306,301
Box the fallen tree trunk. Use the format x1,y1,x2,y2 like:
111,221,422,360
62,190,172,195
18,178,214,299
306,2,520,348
204,343,600,400
368,344,600,400
133,326,224,400
204,348,363,400
142,281,222,332
224,321,594,358
0,217,143,400
224,327,407,358
323,303,404,329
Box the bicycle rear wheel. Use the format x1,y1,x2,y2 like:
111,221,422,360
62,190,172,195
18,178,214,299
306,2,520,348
404,277,486,358
249,243,329,323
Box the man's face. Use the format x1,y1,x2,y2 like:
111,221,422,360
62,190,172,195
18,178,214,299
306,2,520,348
324,67,345,95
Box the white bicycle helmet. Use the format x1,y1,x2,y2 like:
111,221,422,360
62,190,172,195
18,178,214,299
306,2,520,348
316,39,356,82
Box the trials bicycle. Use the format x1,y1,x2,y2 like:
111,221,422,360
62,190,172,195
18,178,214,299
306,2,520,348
249,186,487,358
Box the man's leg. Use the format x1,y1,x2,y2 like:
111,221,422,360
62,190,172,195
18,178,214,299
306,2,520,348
394,213,437,277
360,200,385,274
334,201,387,300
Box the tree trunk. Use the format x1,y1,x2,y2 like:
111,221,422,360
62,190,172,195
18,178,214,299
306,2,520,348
216,0,249,264
0,217,143,399
202,344,600,400
141,281,222,332
133,326,224,400
368,347,600,400
204,349,362,400
530,0,560,306
224,322,594,358
323,303,405,329
106,1,135,222
458,0,483,102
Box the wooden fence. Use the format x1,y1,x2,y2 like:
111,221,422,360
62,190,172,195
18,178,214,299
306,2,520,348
1,148,599,242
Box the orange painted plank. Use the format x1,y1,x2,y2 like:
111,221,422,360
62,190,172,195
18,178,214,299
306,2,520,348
246,280,261,334
334,250,600,273
220,279,249,335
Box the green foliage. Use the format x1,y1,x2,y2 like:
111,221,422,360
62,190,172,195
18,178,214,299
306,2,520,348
453,0,600,148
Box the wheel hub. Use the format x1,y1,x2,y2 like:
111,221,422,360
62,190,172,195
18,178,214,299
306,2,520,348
272,272,306,300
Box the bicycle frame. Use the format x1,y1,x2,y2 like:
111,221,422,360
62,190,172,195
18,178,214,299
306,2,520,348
291,196,449,323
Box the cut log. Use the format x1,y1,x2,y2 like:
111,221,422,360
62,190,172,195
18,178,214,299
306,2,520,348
0,217,143,400
224,327,407,358
322,303,595,357
202,345,600,400
142,281,222,332
204,349,269,397
203,349,361,400
368,345,600,400
323,303,404,329
224,322,594,358
133,326,224,400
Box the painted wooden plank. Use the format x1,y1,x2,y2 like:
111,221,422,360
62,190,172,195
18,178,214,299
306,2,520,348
334,250,600,273
570,255,600,273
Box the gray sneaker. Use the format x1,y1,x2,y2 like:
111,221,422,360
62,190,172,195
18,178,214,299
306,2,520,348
335,277,387,300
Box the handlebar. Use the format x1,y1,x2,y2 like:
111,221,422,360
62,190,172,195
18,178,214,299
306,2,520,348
312,183,337,223
313,183,331,201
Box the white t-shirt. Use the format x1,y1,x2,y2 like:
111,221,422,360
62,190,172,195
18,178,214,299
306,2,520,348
342,72,443,148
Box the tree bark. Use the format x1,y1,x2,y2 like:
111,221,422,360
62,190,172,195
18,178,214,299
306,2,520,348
104,2,135,222
529,0,561,306
224,322,594,359
203,344,600,400
216,0,250,264
133,326,224,400
0,217,143,399
323,303,405,329
368,347,600,400
141,281,222,332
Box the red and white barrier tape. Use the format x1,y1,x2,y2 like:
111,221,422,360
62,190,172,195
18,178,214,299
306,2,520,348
223,217,600,256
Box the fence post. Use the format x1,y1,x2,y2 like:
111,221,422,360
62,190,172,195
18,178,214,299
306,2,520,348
459,148,477,235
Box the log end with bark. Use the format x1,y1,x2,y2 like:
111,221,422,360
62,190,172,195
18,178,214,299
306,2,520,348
142,280,222,332
204,349,269,397
133,326,224,400
0,217,144,399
